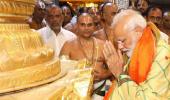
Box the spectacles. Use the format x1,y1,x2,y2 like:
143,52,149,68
149,16,162,21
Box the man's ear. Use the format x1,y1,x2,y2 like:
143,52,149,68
134,26,143,33
61,14,64,23
134,26,143,38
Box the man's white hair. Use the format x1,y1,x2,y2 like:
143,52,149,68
111,9,147,32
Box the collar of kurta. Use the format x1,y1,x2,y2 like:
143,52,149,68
46,25,63,37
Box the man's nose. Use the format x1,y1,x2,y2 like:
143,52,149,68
51,18,60,25
53,17,58,21
84,25,90,29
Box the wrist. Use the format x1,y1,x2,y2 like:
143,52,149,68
111,70,123,79
117,74,131,86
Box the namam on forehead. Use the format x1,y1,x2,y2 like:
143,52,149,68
88,7,98,14
62,6,69,10
77,13,94,24
61,6,71,15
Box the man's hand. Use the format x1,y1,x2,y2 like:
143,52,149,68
103,41,124,79
93,68,112,82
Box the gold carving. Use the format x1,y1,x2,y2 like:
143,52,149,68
0,0,35,23
0,58,60,93
0,24,55,71
48,68,93,100
0,0,62,93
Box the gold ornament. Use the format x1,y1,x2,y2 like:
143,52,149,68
0,0,61,94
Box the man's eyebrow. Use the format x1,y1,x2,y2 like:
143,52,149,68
48,13,60,16
117,38,125,41
80,22,93,24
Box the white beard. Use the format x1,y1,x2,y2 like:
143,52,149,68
122,48,134,58
126,49,133,58
125,37,138,58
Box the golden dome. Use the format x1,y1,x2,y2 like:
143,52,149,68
0,0,36,23
0,0,62,94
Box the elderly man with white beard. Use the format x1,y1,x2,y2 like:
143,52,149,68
103,9,170,100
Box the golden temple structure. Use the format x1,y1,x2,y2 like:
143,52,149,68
0,0,93,99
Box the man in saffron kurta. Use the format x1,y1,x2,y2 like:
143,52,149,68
103,9,170,100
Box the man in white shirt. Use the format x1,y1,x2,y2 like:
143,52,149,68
38,5,76,57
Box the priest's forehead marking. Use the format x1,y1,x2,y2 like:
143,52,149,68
78,14,94,24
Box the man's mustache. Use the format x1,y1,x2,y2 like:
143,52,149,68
121,48,130,53
51,23,60,26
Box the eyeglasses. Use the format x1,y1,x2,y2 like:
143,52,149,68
149,16,162,21
149,16,162,24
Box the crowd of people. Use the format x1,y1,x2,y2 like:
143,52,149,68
27,0,170,100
